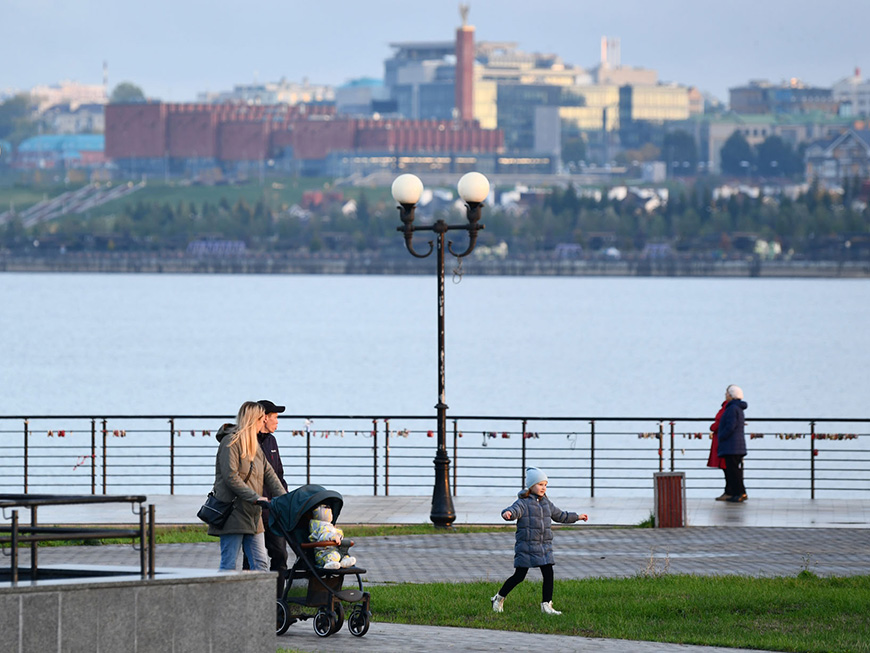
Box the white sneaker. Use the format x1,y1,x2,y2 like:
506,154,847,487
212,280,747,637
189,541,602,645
491,593,505,613
541,601,562,615
340,555,357,568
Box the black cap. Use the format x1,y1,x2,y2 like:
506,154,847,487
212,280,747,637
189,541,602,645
258,399,285,414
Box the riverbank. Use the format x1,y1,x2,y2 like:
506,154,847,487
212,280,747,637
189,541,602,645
2,253,869,277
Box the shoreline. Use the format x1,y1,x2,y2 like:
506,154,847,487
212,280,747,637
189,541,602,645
2,255,869,277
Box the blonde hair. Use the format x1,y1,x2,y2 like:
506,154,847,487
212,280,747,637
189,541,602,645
229,401,265,462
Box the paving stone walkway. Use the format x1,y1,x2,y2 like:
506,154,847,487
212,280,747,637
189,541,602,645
10,494,870,652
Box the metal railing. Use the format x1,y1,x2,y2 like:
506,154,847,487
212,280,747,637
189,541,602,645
0,494,155,583
0,415,867,499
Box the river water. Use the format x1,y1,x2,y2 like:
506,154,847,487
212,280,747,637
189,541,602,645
3,272,869,418
1,273,868,498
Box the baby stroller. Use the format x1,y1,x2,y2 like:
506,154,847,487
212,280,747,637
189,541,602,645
267,484,371,638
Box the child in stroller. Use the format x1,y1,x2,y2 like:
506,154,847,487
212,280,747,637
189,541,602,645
309,503,357,569
267,484,371,638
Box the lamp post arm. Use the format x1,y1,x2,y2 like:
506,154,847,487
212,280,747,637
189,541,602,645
397,225,434,258
396,203,434,258
447,201,485,258
447,223,484,258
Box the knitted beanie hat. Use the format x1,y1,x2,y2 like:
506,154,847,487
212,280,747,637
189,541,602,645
313,504,333,522
524,466,548,490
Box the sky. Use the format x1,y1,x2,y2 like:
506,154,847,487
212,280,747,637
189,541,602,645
3,0,868,104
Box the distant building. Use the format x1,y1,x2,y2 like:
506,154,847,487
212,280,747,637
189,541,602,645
196,79,334,106
805,128,870,185
335,78,392,117
674,112,852,174
103,101,504,178
30,80,107,113
729,79,838,116
42,103,105,134
378,16,699,166
14,134,106,170
385,40,458,122
832,68,870,118
590,36,657,86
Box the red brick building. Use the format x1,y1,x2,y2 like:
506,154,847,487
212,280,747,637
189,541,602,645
105,102,503,176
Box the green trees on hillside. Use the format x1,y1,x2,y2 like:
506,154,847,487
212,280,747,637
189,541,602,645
109,83,146,103
0,94,38,146
3,178,868,259
720,132,804,178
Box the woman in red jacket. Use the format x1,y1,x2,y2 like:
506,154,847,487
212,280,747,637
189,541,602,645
707,390,729,500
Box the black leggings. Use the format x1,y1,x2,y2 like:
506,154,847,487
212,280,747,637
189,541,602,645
498,564,554,603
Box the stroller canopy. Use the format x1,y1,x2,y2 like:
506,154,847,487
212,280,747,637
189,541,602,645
270,484,343,544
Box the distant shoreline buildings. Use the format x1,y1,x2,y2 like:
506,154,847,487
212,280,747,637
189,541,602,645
5,10,870,185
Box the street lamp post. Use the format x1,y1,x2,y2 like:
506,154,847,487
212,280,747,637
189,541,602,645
391,171,489,528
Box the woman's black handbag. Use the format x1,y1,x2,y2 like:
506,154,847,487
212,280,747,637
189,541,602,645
197,460,254,528
197,492,236,527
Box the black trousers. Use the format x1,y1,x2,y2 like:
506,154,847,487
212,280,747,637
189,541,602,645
242,508,288,572
498,564,554,603
723,455,746,497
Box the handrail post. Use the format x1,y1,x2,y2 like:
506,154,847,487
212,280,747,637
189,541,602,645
148,504,156,577
374,419,380,497
91,418,96,495
11,510,18,584
139,503,147,577
452,419,458,497
23,418,29,493
658,421,664,472
30,505,38,580
590,419,595,498
670,421,676,472
382,419,388,497
521,419,528,488
102,418,108,494
305,421,311,485
169,418,175,496
810,420,816,499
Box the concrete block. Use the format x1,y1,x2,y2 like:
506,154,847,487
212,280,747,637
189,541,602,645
0,594,20,653
135,584,175,653
170,582,212,653
22,592,59,652
60,588,97,653
1,569,275,653
203,575,274,653
95,587,136,652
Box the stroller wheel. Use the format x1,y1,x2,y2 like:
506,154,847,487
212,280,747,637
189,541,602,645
313,608,335,638
330,603,345,635
348,605,370,637
276,599,293,636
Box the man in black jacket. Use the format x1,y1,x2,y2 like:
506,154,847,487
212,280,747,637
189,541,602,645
243,399,289,580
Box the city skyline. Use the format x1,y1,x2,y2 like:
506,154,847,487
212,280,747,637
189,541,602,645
3,0,868,104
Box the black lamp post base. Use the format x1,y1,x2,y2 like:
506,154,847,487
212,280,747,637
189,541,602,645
430,452,456,528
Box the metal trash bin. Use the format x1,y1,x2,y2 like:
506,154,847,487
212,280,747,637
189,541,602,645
654,471,686,528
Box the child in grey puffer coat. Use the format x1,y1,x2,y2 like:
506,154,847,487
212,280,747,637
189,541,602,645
491,467,588,615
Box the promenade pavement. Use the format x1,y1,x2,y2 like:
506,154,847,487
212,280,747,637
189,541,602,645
14,494,870,653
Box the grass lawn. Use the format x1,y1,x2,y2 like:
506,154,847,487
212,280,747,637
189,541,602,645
370,575,870,653
3,523,518,547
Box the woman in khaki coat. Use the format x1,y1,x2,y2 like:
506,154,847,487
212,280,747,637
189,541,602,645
209,401,287,571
